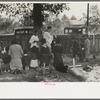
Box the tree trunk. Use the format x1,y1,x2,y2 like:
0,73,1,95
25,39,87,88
34,26,42,40
33,4,44,40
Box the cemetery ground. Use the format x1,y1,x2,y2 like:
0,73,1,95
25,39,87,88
0,53,100,82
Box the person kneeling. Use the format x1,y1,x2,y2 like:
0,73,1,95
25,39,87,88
52,38,68,73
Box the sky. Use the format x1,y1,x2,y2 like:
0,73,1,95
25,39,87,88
60,3,99,20
63,3,87,20
1,3,100,21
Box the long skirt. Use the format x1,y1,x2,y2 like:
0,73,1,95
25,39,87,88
40,54,50,66
30,46,39,68
31,46,39,59
30,59,38,68
53,53,67,73
10,58,23,70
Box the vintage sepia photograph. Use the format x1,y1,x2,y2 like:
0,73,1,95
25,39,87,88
0,2,99,82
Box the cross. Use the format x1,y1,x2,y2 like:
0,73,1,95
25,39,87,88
69,58,81,68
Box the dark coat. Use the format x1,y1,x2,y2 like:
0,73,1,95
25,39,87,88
52,43,68,73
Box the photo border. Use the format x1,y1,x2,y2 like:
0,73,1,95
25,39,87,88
0,0,100,99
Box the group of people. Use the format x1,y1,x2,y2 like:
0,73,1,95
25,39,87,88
0,39,24,74
0,26,91,75
29,26,68,73
72,34,91,62
0,26,68,74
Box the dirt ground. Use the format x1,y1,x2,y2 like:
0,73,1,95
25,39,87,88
63,54,100,82
0,54,100,82
0,67,80,82
0,61,80,82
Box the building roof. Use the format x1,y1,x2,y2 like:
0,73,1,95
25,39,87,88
64,20,86,30
14,26,34,30
64,26,85,29
0,33,14,36
69,19,85,26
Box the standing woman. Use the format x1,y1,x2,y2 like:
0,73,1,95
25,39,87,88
29,29,39,69
8,38,23,71
72,37,80,59
43,26,53,52
43,26,53,66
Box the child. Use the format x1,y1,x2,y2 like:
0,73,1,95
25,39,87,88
2,47,11,72
30,46,39,69
40,38,50,67
22,50,30,70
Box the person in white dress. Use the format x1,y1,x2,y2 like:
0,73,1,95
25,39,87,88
29,29,39,68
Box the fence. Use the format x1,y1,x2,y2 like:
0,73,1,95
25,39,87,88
0,34,100,54
57,35,100,55
0,34,31,51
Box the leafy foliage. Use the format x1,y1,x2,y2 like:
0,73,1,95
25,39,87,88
42,3,70,15
0,3,70,37
82,4,100,33
0,3,69,28
20,12,34,26
89,4,100,26
44,14,70,36
0,16,20,34
0,3,33,16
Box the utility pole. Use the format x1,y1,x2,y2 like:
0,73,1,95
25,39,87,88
87,3,89,34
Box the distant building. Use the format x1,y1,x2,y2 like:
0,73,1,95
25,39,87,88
69,19,85,27
64,19,86,35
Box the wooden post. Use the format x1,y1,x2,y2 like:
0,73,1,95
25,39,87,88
73,58,75,67
87,3,89,35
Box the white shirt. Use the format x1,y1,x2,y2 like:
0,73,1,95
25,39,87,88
43,31,53,45
29,35,39,48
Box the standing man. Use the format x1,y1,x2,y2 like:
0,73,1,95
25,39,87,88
78,37,85,62
72,37,80,59
84,35,90,61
